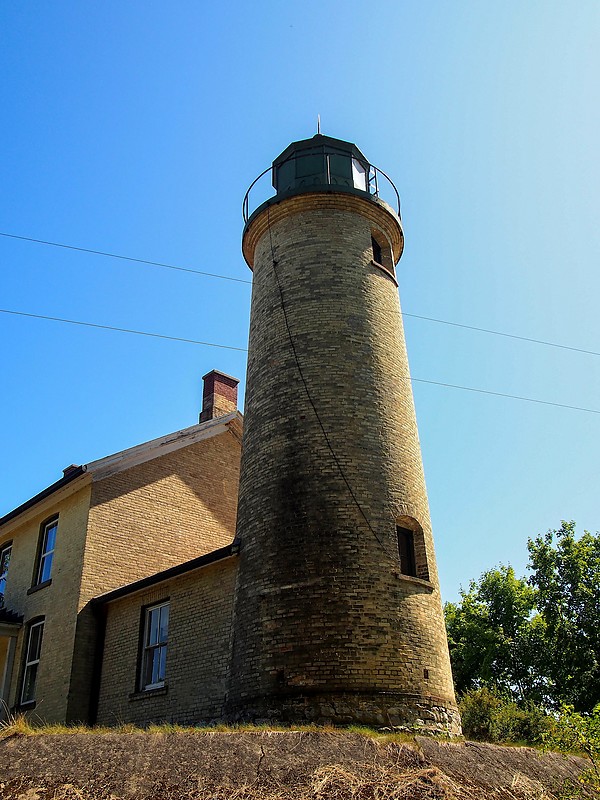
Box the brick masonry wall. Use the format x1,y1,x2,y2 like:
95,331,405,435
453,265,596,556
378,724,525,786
228,193,459,732
0,484,92,723
96,557,237,726
67,431,241,722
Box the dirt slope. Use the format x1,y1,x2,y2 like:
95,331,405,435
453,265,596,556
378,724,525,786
0,731,591,799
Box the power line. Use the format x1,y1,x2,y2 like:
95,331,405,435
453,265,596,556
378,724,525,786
402,312,600,359
0,231,252,285
2,307,599,417
0,308,247,352
3,229,599,359
410,377,600,415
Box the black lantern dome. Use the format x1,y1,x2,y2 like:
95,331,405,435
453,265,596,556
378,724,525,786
272,134,370,196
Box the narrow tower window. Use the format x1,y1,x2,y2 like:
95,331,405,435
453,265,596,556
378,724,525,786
396,516,430,581
371,236,383,265
397,526,417,577
370,230,395,277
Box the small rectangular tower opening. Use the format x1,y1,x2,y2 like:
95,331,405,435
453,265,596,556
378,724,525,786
396,516,430,581
371,229,395,277
397,526,417,578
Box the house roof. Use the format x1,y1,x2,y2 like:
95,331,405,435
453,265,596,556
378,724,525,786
0,466,87,527
0,411,243,529
93,542,238,605
0,607,24,625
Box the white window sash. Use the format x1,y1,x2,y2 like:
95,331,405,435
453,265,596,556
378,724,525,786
21,620,44,705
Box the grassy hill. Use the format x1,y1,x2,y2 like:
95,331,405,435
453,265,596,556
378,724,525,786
0,726,591,799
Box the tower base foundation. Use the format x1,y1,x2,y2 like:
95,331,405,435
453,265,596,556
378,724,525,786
226,690,461,735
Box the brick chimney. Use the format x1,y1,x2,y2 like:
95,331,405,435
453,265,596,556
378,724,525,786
199,370,239,423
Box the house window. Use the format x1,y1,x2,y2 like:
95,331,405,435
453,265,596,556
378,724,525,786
35,518,57,586
0,543,12,604
397,526,417,577
21,619,44,706
141,602,169,690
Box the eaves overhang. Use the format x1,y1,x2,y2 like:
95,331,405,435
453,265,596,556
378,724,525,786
0,607,24,636
0,466,87,529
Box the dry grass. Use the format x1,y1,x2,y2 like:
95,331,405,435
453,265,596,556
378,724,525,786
0,763,565,800
0,714,421,742
0,712,143,738
0,719,586,799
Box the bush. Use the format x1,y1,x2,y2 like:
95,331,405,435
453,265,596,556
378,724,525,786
459,687,550,744
543,704,600,796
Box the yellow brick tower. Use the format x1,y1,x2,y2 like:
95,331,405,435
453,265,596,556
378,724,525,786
227,134,460,733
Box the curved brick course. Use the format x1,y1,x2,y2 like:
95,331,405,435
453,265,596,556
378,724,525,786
227,189,460,733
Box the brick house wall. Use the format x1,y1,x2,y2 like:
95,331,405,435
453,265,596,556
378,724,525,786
67,428,241,722
96,557,237,726
2,484,92,722
0,415,242,725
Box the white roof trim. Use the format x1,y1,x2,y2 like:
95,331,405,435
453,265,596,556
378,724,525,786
0,473,92,535
86,411,242,480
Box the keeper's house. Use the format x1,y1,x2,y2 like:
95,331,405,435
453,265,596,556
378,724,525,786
0,371,242,725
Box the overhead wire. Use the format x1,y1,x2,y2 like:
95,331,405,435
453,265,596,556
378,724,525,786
2,229,599,358
1,307,599,415
0,231,252,285
0,308,247,352
402,312,600,359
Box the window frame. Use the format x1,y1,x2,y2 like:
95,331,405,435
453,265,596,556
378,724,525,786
370,229,395,277
397,526,418,578
139,601,170,692
0,541,12,603
395,515,431,582
34,517,57,587
20,618,44,707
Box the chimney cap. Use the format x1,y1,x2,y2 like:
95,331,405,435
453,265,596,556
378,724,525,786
201,369,240,385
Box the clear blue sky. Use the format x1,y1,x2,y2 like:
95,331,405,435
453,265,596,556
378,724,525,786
2,1,599,602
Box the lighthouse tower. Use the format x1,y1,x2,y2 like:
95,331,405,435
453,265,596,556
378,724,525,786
227,134,460,733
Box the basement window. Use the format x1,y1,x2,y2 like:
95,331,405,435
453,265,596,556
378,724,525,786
141,602,170,691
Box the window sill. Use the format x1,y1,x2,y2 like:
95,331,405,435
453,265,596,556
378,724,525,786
370,259,398,286
129,685,168,702
393,572,434,591
16,700,36,711
27,579,52,595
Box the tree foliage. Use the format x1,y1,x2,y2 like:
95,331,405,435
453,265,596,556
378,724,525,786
445,565,547,704
528,521,600,712
445,522,600,713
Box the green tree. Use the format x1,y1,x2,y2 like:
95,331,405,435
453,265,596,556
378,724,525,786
528,521,600,712
444,565,547,704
